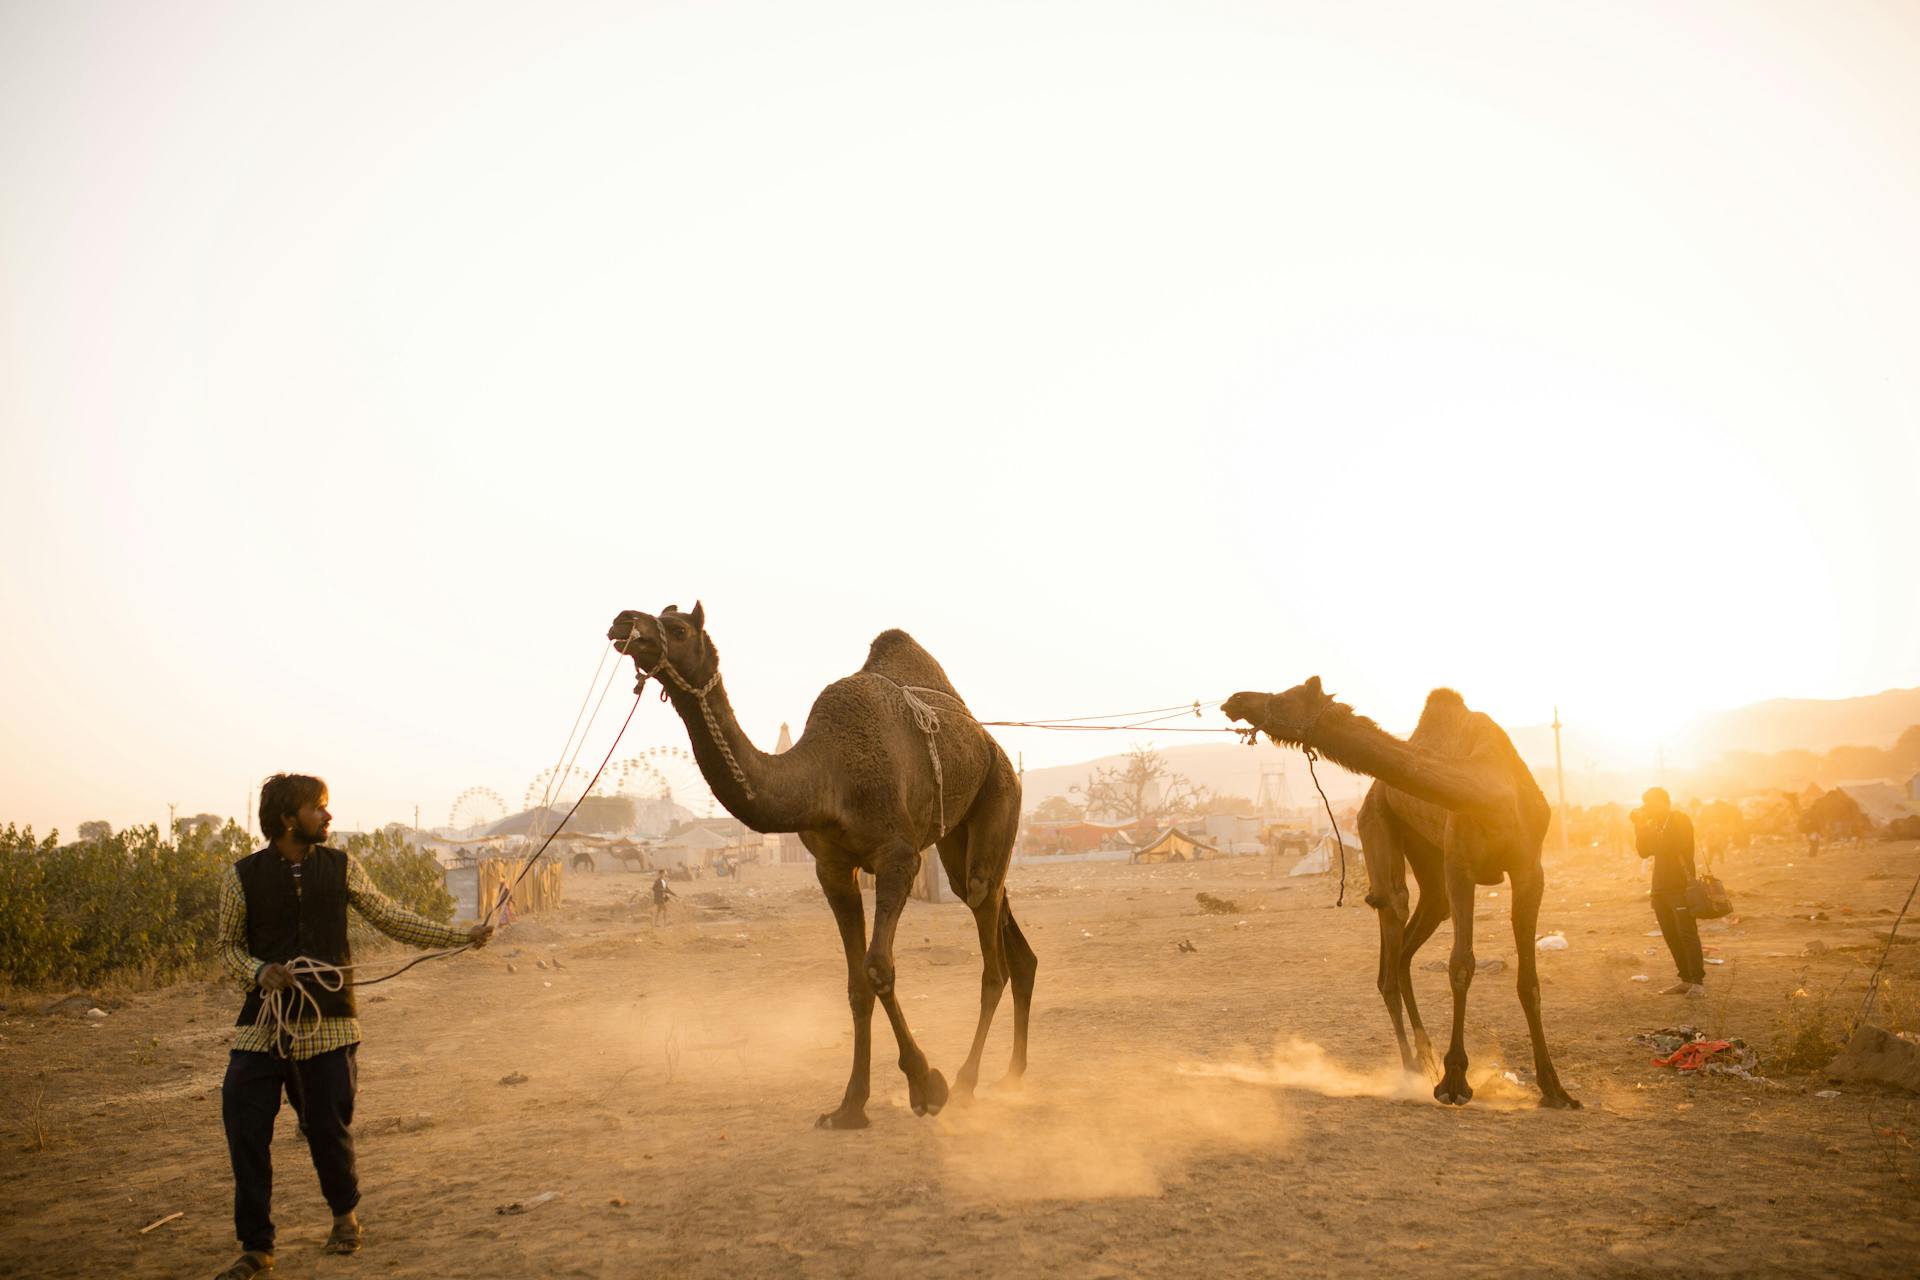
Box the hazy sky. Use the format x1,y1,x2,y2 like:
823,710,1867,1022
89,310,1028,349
3,1,1915,837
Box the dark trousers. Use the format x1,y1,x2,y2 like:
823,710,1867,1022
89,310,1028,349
1651,889,1705,985
222,1046,360,1253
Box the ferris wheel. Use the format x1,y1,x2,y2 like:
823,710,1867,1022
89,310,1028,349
607,756,669,798
623,745,717,819
524,765,593,811
448,787,509,833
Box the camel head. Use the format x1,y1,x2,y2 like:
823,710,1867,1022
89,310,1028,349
1222,676,1335,747
607,601,717,692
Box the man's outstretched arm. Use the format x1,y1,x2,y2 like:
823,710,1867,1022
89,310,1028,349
346,855,493,949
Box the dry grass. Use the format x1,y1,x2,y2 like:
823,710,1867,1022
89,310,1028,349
20,1083,50,1153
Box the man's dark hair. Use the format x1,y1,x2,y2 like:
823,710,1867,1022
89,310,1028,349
260,773,327,841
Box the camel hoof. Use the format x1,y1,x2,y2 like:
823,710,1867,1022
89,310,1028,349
1434,1077,1474,1107
913,1069,949,1117
1540,1090,1582,1111
815,1107,870,1131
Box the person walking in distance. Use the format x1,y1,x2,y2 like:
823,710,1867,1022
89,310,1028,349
1631,786,1706,997
214,774,494,1280
650,869,676,927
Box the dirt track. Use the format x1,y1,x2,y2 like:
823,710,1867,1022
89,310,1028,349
3,839,1918,1278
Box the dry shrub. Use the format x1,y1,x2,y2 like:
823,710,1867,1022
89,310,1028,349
1767,970,1853,1076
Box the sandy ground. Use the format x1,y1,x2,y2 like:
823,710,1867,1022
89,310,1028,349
3,838,1918,1279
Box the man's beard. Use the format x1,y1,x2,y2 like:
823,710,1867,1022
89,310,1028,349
295,819,329,846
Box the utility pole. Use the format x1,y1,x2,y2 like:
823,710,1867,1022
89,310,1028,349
1551,707,1570,859
414,804,421,850
167,801,177,841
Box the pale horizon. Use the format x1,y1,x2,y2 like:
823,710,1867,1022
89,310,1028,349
4,1,1916,838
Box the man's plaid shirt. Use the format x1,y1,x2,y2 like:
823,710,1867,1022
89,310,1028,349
219,852,469,1059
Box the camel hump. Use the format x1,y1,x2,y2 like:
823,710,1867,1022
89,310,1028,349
1424,687,1468,714
861,629,966,704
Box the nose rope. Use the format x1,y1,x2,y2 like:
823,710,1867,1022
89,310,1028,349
630,618,755,799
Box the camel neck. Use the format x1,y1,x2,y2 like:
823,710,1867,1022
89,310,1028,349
1308,711,1499,813
662,676,815,834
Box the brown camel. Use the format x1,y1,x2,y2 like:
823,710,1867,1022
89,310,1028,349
1223,678,1579,1109
608,603,1035,1129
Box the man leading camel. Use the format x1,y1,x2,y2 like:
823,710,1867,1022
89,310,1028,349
213,774,494,1280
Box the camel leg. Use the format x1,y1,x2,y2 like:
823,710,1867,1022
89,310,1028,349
1434,825,1478,1106
1357,794,1416,1071
864,838,948,1118
814,861,875,1131
1510,865,1581,1109
952,880,1007,1101
938,766,1028,1099
936,816,1005,1101
1395,843,1450,1081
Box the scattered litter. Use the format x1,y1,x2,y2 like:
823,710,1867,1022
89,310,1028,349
1175,938,1198,954
1705,958,1726,965
85,1008,108,1020
497,1191,560,1215
1196,893,1238,915
1645,929,1663,938
549,958,565,970
499,1072,529,1087
139,1211,183,1234
1634,1026,1769,1084
1535,934,1569,952
536,959,549,970
542,981,552,989
609,1196,628,1208
1815,1090,1841,1099
505,963,518,974
1630,975,1651,983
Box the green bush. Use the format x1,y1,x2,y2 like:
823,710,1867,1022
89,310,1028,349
0,820,453,989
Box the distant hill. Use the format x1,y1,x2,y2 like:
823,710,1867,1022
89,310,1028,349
1506,687,1920,773
1673,687,1920,759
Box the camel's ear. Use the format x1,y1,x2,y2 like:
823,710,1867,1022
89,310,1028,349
690,600,705,630
664,603,680,616
1305,675,1323,695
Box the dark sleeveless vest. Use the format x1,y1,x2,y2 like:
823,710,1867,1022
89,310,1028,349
233,845,356,1027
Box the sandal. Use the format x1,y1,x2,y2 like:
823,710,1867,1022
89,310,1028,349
214,1252,273,1279
324,1216,362,1255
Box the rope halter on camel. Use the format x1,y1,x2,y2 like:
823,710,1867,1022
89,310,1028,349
635,616,755,799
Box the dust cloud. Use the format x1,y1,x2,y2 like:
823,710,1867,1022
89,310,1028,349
931,1060,1291,1200
1179,1037,1544,1111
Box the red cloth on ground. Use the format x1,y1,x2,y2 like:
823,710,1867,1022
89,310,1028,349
1652,1040,1733,1071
